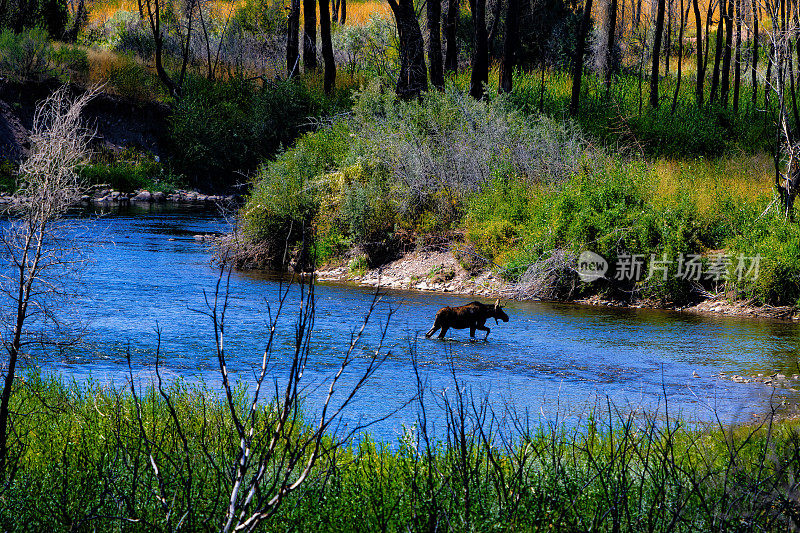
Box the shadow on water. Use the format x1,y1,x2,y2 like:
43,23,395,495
17,208,800,441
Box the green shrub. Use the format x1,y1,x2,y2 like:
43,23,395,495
79,155,181,192
0,157,16,192
51,44,88,81
0,27,52,81
105,52,161,100
506,70,772,156
168,75,353,186
727,213,800,306
241,123,352,264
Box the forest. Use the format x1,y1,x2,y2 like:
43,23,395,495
2,0,800,310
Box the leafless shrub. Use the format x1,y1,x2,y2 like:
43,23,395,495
125,260,400,530
0,85,97,477
352,85,589,223
512,248,580,300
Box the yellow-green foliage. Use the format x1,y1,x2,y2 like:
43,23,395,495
462,155,790,304
3,372,800,531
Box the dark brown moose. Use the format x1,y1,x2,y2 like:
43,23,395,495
425,299,509,340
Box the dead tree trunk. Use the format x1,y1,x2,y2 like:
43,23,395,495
720,0,734,105
570,0,594,115
287,0,301,77
752,0,759,106
340,0,346,24
144,0,180,96
665,0,672,73
388,0,429,98
733,0,741,111
671,0,687,112
605,0,619,92
693,0,704,104
445,0,459,71
710,0,724,102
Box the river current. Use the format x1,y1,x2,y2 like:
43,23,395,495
25,205,800,441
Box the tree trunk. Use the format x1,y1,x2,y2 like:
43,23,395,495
331,0,339,23
486,0,503,57
765,42,773,117
709,0,724,103
428,0,444,88
732,0,741,111
499,0,519,93
650,0,666,107
570,0,594,115
703,0,714,86
303,0,317,71
693,0,704,104
605,0,619,92
720,0,733,105
470,0,489,98
319,0,335,92
445,0,459,71
145,0,180,96
340,0,346,24
287,0,301,78
751,0,758,106
671,0,687,113
665,0,672,73
388,0,429,98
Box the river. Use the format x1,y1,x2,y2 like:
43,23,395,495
22,205,800,442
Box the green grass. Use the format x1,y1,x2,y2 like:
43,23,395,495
2,371,799,531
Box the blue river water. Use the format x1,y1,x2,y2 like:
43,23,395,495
26,204,800,442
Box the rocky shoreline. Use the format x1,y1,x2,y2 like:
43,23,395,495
315,249,800,321
82,185,239,205
315,250,513,299
0,186,240,207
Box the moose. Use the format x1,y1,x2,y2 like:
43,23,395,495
425,299,509,340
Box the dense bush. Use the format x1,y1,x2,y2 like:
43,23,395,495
51,44,89,82
240,83,589,266
0,27,52,81
168,75,354,187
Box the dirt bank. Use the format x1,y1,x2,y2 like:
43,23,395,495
316,248,800,320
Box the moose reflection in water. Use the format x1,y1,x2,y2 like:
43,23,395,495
425,299,510,340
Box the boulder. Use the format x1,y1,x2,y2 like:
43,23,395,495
132,191,152,202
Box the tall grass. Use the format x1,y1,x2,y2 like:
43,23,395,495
2,370,799,531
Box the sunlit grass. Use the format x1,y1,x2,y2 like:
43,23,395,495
344,0,390,24
87,0,388,27
652,152,774,216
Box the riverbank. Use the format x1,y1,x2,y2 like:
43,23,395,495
315,247,800,321
0,185,241,207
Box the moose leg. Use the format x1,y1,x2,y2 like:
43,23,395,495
438,326,449,339
476,325,491,340
470,326,476,338
425,324,439,338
